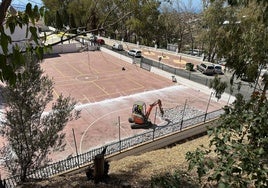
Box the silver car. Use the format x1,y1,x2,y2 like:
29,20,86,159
128,49,142,57
214,64,223,74
196,63,215,75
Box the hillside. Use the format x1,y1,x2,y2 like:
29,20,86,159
21,136,210,188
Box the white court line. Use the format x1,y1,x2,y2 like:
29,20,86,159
65,137,76,155
79,107,131,153
75,85,188,110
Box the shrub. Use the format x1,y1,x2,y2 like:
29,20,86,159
185,63,194,71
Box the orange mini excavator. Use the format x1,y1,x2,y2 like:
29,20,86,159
128,99,164,129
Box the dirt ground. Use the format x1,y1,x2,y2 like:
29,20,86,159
21,135,211,188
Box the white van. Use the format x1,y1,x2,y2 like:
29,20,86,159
112,43,123,50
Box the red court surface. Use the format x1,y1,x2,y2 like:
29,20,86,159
41,50,228,162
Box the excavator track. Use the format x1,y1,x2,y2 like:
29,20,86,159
130,122,153,129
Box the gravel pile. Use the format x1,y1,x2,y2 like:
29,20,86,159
162,106,204,124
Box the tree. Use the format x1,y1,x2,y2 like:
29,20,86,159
123,0,162,45
209,75,227,100
199,0,227,62
0,0,12,26
0,1,45,85
201,0,268,91
0,1,82,183
69,13,77,33
42,0,70,28
0,52,80,182
55,10,63,30
185,0,268,187
186,93,268,187
159,1,201,51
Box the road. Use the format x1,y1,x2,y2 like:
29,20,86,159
100,37,261,100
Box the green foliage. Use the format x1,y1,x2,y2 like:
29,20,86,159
43,0,173,46
201,0,227,62
0,3,45,85
69,14,76,33
55,10,63,30
202,0,268,86
186,93,268,187
150,170,199,188
0,53,80,182
185,62,194,71
209,75,228,100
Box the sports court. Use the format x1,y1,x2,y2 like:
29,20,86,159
42,50,229,161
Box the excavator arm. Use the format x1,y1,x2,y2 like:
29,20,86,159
145,99,164,118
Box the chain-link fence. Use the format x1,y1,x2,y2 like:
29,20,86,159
141,57,211,86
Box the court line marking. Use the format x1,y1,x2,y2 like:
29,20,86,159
93,82,110,95
79,107,131,153
66,62,83,75
53,88,59,98
51,64,65,76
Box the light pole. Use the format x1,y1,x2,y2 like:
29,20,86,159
204,92,214,122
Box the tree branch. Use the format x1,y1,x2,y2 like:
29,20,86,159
0,0,12,26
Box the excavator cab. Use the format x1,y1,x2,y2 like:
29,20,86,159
129,101,147,126
132,101,146,116
128,99,164,129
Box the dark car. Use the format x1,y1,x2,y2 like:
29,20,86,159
96,39,105,45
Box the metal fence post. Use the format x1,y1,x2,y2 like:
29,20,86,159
153,107,158,141
153,127,155,141
204,92,213,122
72,128,80,167
118,116,121,152
180,99,187,130
188,71,191,80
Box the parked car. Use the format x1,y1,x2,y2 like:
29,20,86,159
96,38,105,45
128,49,142,57
196,63,215,75
112,43,123,50
214,64,224,74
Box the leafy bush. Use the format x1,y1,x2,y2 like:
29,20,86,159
185,63,194,71
186,93,268,187
150,170,199,188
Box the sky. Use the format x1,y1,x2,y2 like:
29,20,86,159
11,0,43,10
163,0,203,12
11,0,203,12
